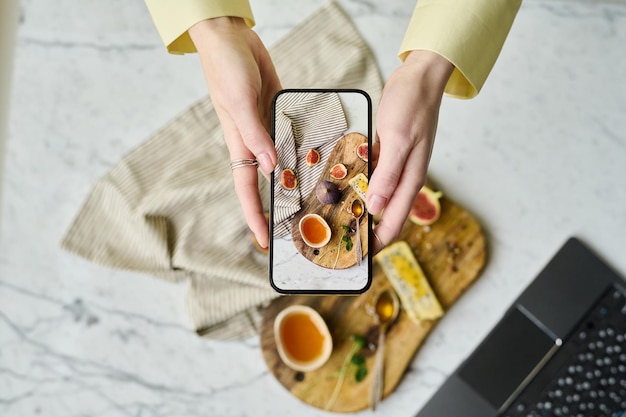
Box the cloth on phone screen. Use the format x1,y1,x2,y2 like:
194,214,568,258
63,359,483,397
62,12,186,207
60,1,383,340
273,92,347,238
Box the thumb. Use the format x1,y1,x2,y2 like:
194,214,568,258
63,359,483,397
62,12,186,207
366,138,411,215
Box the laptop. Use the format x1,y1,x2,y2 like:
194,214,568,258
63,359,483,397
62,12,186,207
416,237,626,417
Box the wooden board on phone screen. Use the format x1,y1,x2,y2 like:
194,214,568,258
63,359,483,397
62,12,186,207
261,190,487,413
291,132,368,269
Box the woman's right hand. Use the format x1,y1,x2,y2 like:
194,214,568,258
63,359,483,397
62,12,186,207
367,50,453,253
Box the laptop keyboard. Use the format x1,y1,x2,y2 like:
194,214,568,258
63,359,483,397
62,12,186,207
501,286,626,417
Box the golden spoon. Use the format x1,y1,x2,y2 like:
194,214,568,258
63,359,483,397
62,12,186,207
370,288,400,410
350,199,364,266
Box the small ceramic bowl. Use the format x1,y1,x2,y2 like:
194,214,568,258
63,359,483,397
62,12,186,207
274,305,333,372
298,214,332,248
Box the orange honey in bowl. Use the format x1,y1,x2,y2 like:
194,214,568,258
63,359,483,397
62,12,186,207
302,217,327,246
280,312,325,362
274,305,333,372
299,214,331,248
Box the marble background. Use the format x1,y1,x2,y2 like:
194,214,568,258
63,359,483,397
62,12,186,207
1,0,626,416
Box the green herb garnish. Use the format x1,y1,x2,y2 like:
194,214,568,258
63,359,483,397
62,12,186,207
342,235,353,251
351,334,367,346
325,334,369,410
354,365,368,382
332,225,355,269
340,226,353,251
350,354,365,366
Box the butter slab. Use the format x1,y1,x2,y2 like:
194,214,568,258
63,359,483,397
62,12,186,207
375,241,444,322
348,173,368,201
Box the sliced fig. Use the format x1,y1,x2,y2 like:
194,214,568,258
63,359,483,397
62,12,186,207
409,186,443,226
280,168,297,191
306,149,321,167
356,143,368,162
329,163,347,180
315,181,341,205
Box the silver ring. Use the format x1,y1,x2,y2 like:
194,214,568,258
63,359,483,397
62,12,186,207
230,159,259,170
373,231,385,248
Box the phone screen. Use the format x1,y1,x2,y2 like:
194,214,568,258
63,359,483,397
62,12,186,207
269,89,372,294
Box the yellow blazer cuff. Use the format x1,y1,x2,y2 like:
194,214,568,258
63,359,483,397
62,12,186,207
399,0,521,98
145,0,255,54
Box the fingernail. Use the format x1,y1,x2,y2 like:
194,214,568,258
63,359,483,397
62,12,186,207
257,153,274,175
257,235,268,249
367,195,387,215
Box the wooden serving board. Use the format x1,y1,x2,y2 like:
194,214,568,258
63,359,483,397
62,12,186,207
291,132,368,269
261,190,486,413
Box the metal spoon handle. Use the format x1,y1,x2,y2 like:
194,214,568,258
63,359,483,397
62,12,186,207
355,219,362,266
370,328,386,410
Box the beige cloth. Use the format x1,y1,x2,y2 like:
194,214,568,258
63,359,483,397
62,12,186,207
61,1,383,339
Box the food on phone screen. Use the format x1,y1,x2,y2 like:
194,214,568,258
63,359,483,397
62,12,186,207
356,143,368,162
279,168,298,191
316,181,341,205
299,214,332,248
348,173,368,202
306,149,321,167
329,163,348,180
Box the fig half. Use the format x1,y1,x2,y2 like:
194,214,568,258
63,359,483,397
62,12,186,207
306,149,321,167
329,163,347,180
280,169,298,191
409,186,443,226
356,143,368,162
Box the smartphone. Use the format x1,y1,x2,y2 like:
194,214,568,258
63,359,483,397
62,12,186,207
269,89,372,294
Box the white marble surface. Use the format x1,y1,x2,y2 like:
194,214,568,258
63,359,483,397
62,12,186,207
2,0,626,416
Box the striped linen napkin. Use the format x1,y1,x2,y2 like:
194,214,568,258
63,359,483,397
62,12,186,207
273,92,347,238
61,1,383,339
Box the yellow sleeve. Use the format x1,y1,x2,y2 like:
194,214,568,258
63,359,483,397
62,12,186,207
144,0,255,54
399,0,521,98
